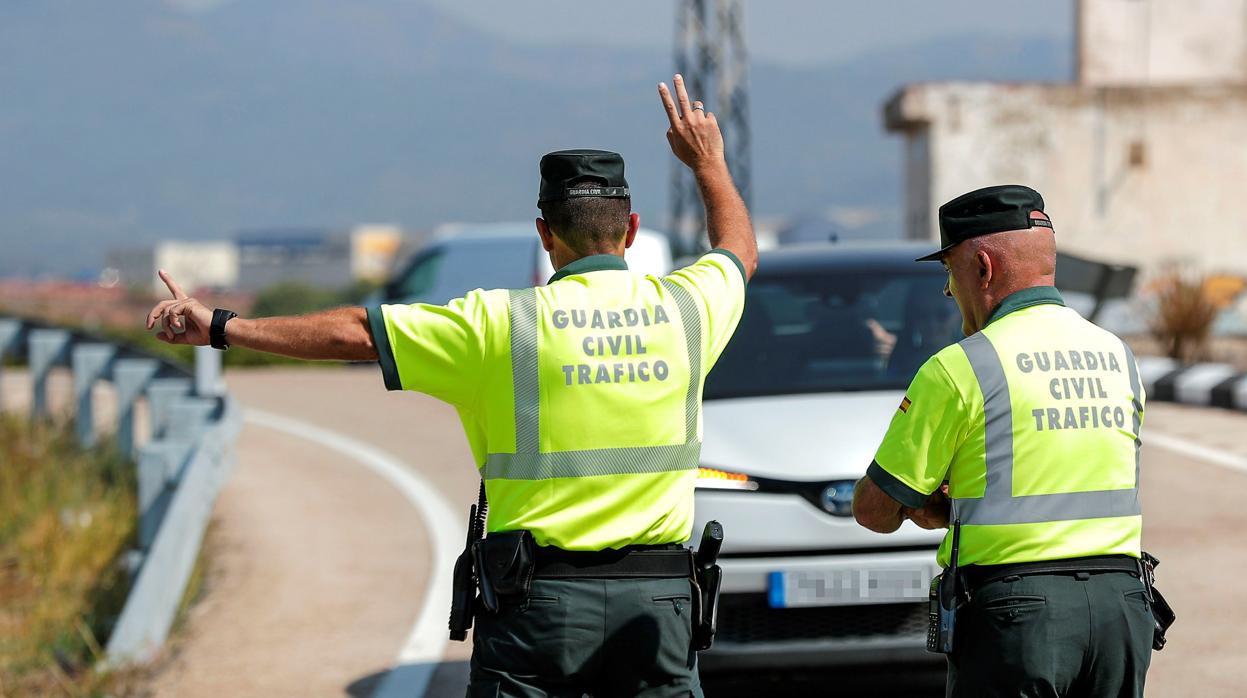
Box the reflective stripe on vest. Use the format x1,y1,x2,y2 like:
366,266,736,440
483,285,703,480
951,332,1144,526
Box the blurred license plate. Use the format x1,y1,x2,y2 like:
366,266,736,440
768,567,930,608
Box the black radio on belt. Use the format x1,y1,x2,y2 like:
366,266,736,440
927,519,963,654
449,482,489,641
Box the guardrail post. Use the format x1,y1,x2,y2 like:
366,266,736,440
72,343,118,447
167,397,221,442
145,378,192,440
136,441,180,551
113,359,160,457
0,319,26,410
194,345,225,397
28,329,71,418
135,397,219,548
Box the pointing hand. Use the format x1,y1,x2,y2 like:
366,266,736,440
144,270,213,346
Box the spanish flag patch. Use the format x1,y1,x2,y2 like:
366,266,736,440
899,396,912,414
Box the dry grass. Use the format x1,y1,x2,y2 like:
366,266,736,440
1149,273,1226,363
0,415,147,697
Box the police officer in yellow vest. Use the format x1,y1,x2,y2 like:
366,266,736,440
144,75,756,697
852,186,1157,697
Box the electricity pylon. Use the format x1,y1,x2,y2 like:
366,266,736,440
670,0,752,255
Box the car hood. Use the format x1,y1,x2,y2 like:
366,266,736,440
701,391,903,481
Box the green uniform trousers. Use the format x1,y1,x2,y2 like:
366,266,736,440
468,576,704,698
946,570,1154,698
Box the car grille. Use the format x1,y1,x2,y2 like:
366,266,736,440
716,594,928,644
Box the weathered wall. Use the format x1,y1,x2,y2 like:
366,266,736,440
108,242,238,293
885,82,1247,274
1078,0,1247,86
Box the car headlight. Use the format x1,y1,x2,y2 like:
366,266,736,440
695,466,759,491
818,480,857,516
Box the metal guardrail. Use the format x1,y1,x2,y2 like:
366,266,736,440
0,315,242,665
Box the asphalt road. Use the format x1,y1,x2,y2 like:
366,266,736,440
36,367,1242,697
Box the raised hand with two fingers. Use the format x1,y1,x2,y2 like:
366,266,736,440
658,74,726,173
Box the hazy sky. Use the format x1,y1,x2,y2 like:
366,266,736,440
173,0,1073,66
419,0,1073,66
2,0,1078,277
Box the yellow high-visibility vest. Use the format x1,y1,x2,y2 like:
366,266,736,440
369,250,746,550
871,286,1144,567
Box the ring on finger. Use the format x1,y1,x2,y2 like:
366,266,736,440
692,103,705,111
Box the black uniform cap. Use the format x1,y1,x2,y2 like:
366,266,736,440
538,149,630,205
916,184,1053,262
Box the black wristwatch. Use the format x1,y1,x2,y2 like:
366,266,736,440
210,308,238,350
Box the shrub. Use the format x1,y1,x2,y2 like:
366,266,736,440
1149,273,1223,363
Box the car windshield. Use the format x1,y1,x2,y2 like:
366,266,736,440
704,268,963,399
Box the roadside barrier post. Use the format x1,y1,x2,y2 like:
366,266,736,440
145,378,192,439
194,345,224,397
0,318,25,410
72,343,118,447
113,358,160,457
136,440,193,551
28,328,71,418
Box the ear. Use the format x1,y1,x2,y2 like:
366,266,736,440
623,212,640,249
976,249,993,287
536,217,555,252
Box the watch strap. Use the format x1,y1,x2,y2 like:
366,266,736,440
210,309,238,350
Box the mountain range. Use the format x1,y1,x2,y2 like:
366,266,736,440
0,0,1070,277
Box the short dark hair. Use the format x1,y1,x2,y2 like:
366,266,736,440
539,179,631,255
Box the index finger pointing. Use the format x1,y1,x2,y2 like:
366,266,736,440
158,269,188,300
658,82,680,126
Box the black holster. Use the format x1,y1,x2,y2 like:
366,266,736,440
473,530,536,612
1139,551,1176,651
691,563,722,651
691,521,724,651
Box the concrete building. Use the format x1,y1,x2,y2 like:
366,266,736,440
235,225,405,291
884,0,1247,274
234,228,351,291
107,225,406,294
107,242,238,294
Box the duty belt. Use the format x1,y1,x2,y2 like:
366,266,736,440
961,554,1141,591
533,544,694,579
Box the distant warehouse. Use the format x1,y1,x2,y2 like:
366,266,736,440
235,225,405,291
109,225,407,293
884,0,1247,275
108,242,238,295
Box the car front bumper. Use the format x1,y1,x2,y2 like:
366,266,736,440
700,548,943,670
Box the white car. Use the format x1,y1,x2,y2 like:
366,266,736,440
692,242,964,671
378,223,674,306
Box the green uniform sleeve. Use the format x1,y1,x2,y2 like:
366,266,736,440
662,249,747,369
367,290,490,407
869,355,967,509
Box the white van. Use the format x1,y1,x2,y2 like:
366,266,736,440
378,223,674,306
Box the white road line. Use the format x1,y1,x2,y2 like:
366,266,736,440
1147,431,1247,475
245,409,462,698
